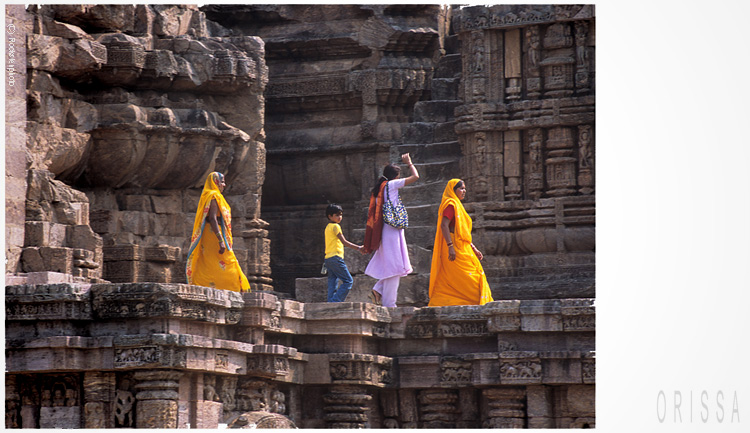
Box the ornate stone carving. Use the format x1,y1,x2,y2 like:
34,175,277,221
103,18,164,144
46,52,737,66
133,370,182,428
219,376,238,412
577,124,594,194
440,357,473,386
582,358,596,384
418,389,460,428
482,387,526,428
323,386,371,429
247,355,289,378
115,346,159,367
237,379,268,412
499,359,542,384
574,21,591,93
545,127,577,197
526,25,542,81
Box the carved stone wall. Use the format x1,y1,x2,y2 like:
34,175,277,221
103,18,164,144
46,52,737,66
5,283,595,428
454,5,595,299
9,4,271,291
203,5,444,294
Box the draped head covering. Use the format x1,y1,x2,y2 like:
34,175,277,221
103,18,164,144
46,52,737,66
190,172,233,250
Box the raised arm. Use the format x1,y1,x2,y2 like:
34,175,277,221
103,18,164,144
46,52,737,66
401,153,420,186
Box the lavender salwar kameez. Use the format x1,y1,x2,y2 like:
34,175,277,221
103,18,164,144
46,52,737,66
365,178,412,307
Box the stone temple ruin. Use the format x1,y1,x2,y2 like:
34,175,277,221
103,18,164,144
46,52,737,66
5,4,595,429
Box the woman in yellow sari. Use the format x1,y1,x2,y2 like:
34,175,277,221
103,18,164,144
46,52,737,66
428,179,493,306
186,172,250,292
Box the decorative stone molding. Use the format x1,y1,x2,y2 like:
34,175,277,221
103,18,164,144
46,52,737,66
323,385,372,429
92,283,243,323
6,283,92,321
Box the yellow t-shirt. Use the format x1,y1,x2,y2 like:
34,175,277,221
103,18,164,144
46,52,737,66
325,223,344,259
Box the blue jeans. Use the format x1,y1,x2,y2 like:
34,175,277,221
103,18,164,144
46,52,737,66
324,256,353,302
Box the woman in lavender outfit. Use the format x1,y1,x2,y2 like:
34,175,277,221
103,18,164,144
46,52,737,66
364,153,420,307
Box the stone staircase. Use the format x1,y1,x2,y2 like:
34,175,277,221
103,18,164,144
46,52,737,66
297,35,465,306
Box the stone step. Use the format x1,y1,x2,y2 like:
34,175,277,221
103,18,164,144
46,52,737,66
403,121,458,144
488,279,595,300
352,224,436,250
434,53,461,79
391,141,461,162
398,179,448,205
431,77,460,100
410,159,460,182
413,100,462,123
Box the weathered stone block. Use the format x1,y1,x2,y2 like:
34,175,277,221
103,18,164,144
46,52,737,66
151,194,181,214
120,195,152,212
196,401,223,428
40,406,81,428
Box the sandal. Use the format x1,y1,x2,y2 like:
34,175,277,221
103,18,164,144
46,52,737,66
370,290,382,306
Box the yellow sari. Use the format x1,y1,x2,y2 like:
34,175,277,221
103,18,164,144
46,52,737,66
186,172,250,292
428,179,493,306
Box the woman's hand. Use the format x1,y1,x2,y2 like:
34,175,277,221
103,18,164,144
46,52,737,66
401,153,412,166
471,244,483,260
448,245,456,261
218,240,226,255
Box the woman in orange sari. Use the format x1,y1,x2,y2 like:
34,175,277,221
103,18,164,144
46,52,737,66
428,179,493,306
186,172,250,292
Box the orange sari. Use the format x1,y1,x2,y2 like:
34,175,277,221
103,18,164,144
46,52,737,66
428,179,493,306
185,172,250,292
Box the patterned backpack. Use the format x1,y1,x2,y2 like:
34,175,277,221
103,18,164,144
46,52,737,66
382,181,409,229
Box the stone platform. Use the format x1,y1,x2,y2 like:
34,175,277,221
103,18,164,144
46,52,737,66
5,282,594,428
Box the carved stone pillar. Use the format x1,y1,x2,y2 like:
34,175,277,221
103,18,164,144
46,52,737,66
417,389,460,428
504,130,523,200
577,125,594,194
545,127,577,197
504,29,522,101
134,370,182,428
574,21,591,94
5,375,20,429
526,128,545,199
525,26,542,99
83,372,116,429
541,23,575,98
323,385,371,429
482,387,526,428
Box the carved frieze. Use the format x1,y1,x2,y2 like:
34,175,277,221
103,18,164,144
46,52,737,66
114,345,186,369
582,358,595,384
247,355,289,378
562,314,595,331
499,359,542,384
459,5,592,31
440,357,473,386
267,76,348,98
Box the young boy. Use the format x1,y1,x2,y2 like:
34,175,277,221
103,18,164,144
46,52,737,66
324,204,364,302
